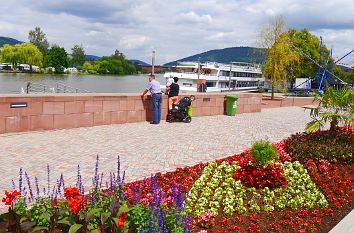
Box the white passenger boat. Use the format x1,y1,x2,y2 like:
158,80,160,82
162,62,264,92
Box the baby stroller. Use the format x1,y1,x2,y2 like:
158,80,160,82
167,95,195,123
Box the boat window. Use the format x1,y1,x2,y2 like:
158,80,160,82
183,83,193,87
206,82,216,87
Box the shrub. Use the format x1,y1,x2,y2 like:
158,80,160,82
283,127,353,164
250,140,279,166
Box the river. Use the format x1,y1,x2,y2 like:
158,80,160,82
0,73,166,94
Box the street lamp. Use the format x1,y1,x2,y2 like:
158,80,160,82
151,50,155,76
228,62,232,91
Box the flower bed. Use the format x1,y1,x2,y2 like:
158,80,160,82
1,128,353,232
283,126,353,164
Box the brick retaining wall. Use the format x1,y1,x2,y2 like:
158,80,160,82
0,93,261,134
261,96,317,109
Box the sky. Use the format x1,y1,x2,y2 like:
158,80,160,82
0,0,353,65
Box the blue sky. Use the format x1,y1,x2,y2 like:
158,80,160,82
0,0,353,65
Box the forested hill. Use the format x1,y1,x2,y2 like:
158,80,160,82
0,36,23,47
164,46,267,66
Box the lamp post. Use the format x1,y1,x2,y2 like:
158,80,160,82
228,62,232,91
151,50,155,76
197,57,201,92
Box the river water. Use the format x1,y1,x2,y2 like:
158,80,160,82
0,73,166,94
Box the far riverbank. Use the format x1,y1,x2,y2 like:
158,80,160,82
0,73,165,94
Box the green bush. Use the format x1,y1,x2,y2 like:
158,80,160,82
283,127,353,164
251,140,279,166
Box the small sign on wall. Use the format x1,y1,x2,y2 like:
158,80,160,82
10,102,28,108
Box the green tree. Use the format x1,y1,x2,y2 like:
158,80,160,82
82,61,99,74
17,43,43,71
288,28,325,79
45,45,68,74
305,87,354,132
262,33,299,99
0,44,19,69
259,16,299,99
0,43,42,71
28,27,49,55
71,44,86,68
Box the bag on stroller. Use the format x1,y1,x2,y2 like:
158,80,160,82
167,95,195,123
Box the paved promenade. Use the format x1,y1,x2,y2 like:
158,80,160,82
0,107,310,205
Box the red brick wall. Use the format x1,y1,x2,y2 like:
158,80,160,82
261,96,317,109
0,93,262,134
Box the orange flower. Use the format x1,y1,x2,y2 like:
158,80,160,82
64,187,82,214
117,212,128,228
2,190,20,206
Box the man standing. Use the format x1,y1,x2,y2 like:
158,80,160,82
141,75,162,124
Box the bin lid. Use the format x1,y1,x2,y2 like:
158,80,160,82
226,95,238,100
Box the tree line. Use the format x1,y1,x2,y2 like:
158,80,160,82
0,27,146,75
259,16,354,99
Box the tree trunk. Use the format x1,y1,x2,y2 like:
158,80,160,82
330,117,338,131
271,82,275,100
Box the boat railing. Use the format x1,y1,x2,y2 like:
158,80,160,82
25,82,91,94
55,82,91,93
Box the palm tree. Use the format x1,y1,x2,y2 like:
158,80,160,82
304,86,354,132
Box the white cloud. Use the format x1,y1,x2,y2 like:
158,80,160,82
178,11,212,24
119,35,150,50
0,0,353,64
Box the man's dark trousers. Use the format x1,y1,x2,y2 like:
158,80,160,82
152,93,162,123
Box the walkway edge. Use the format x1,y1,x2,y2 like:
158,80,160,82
329,209,354,233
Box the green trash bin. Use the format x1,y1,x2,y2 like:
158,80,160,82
226,95,238,116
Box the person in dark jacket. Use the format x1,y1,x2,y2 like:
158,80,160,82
166,77,179,110
166,77,179,122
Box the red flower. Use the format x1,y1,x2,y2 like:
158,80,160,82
118,212,128,228
64,187,82,214
2,190,20,206
51,197,58,207
64,187,80,199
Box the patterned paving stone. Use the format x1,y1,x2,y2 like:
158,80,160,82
0,107,311,209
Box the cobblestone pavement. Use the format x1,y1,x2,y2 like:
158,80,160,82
0,107,310,208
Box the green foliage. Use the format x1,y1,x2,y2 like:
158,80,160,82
127,204,150,231
288,28,327,79
28,27,49,55
250,140,279,166
263,32,299,98
45,45,69,74
284,127,353,164
305,87,354,132
83,61,99,74
0,43,43,69
71,44,86,68
82,50,145,75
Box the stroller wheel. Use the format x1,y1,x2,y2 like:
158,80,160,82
183,116,191,123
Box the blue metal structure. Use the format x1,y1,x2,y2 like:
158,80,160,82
290,42,351,91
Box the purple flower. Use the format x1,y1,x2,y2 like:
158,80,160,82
47,164,50,195
11,179,16,190
19,167,23,194
25,171,34,201
99,172,104,189
35,176,39,197
93,155,99,192
76,164,81,187
117,155,121,184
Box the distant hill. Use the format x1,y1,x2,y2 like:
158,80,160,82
85,54,101,60
0,36,23,47
337,64,352,72
164,46,267,66
130,59,150,66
